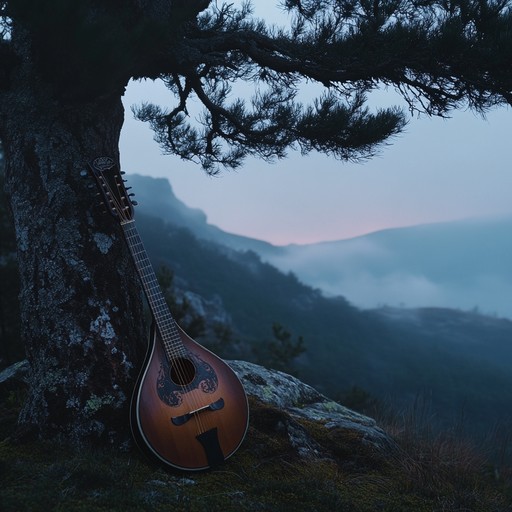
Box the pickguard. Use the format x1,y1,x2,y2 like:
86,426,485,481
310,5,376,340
156,352,218,407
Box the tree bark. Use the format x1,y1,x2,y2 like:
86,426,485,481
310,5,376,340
0,0,214,449
0,81,146,447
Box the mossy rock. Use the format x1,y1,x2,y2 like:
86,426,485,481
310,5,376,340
229,360,395,459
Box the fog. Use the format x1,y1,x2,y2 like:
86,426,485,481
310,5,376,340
260,217,512,318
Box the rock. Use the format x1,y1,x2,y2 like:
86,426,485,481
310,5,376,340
228,360,395,458
1,358,395,462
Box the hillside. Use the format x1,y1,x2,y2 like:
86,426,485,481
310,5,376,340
127,174,278,256
4,362,511,512
1,360,511,511
1,171,511,443
134,210,512,440
128,173,512,318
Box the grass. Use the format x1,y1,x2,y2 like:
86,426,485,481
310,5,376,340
1,394,511,511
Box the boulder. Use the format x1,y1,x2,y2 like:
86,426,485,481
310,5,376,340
228,360,395,459
0,359,395,461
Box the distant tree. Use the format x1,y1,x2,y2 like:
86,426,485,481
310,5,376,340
254,322,306,374
0,0,511,446
338,385,382,418
210,322,238,356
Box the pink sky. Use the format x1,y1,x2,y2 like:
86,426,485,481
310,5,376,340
120,78,512,245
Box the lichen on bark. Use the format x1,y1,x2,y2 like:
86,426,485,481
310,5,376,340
1,82,147,447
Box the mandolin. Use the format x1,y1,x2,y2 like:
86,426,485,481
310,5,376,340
87,156,249,471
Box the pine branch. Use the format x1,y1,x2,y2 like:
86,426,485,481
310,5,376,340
132,0,510,172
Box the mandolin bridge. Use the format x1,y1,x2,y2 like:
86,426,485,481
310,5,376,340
171,397,225,426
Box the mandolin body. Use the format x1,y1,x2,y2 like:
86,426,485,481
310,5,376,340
130,323,249,471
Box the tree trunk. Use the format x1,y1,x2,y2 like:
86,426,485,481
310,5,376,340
1,85,147,447
0,0,215,449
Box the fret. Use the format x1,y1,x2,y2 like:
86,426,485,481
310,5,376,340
122,221,185,356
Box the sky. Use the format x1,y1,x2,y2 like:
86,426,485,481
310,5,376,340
119,2,512,246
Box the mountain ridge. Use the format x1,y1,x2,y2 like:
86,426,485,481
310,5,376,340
133,206,512,440
126,174,512,438
128,173,512,318
127,174,281,256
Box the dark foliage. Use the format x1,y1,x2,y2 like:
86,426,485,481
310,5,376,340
132,0,512,172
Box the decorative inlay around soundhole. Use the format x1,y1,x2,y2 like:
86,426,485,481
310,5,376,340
156,353,218,407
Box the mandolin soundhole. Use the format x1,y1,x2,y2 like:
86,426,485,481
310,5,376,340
169,357,196,387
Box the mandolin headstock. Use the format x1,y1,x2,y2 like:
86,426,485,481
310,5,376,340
86,157,137,223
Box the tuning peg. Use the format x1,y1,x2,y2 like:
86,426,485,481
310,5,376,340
120,171,126,175
128,193,135,197
131,200,138,206
80,170,88,178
